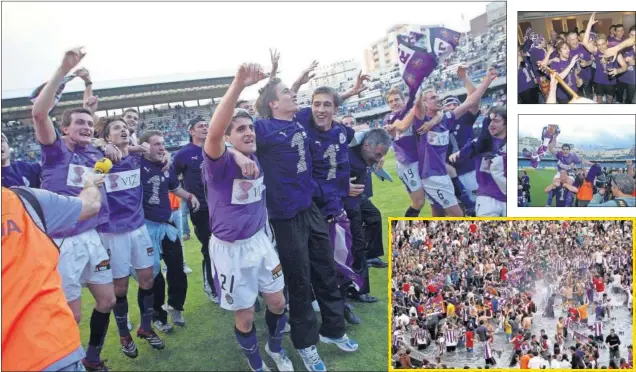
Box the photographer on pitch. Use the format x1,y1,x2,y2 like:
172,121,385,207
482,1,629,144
588,172,635,207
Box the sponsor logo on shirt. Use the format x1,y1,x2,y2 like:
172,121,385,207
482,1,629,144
225,293,234,305
146,247,154,257
339,132,346,144
231,176,264,205
105,168,141,193
66,164,93,188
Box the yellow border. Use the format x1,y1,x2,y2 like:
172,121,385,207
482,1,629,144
387,217,636,372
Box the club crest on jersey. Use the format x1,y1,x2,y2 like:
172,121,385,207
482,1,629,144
339,132,346,144
225,294,234,305
410,180,417,187
164,171,170,178
272,264,283,280
146,247,154,257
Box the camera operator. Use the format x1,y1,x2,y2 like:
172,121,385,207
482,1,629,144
588,173,635,207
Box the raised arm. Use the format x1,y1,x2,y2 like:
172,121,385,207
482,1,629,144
546,73,558,104
452,67,498,119
269,48,280,80
75,68,95,112
582,13,599,54
604,36,636,60
457,65,480,115
32,47,85,145
340,71,371,101
557,55,580,79
290,60,318,93
204,63,269,159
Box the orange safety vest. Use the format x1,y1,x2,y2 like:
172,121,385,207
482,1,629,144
1,187,81,371
577,180,594,201
168,192,180,211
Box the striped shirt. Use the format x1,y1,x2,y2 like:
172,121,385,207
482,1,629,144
445,330,458,346
484,340,493,359
592,321,603,337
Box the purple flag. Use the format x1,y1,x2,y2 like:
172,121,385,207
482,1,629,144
29,74,76,115
396,27,461,94
329,213,365,291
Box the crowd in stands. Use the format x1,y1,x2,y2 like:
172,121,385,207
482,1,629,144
2,25,507,162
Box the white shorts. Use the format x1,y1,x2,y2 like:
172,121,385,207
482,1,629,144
422,175,458,208
54,229,113,302
209,227,285,311
475,195,507,217
593,291,604,303
458,171,478,202
99,225,154,279
397,161,422,193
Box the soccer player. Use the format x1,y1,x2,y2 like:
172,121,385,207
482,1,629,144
382,88,423,217
567,31,595,99
518,45,539,104
204,63,293,372
295,84,369,322
545,170,579,207
254,64,358,371
414,67,499,217
549,40,581,103
442,65,482,216
138,130,195,333
1,132,41,188
616,26,635,104
98,118,165,355
31,47,114,371
173,116,217,302
582,13,628,104
548,136,592,186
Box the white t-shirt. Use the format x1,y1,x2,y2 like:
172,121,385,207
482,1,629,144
594,251,603,264
528,357,548,369
612,274,622,288
550,360,561,369
398,313,410,327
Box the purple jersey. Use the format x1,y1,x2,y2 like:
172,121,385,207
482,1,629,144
619,48,635,84
415,111,455,179
344,145,373,210
173,143,207,211
254,117,314,220
448,111,477,175
476,138,507,202
97,153,144,233
1,161,41,188
551,58,578,100
296,108,354,217
570,43,593,82
203,148,266,242
141,157,179,223
384,100,418,165
593,51,618,85
39,136,109,238
552,185,575,207
555,150,581,172
518,62,537,93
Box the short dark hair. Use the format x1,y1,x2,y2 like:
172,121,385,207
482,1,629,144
312,86,341,108
255,77,282,119
123,108,139,116
610,25,616,30
225,109,253,136
489,105,507,125
60,107,93,128
562,144,571,150
236,100,249,108
188,116,205,129
615,24,624,30
99,116,126,139
566,30,578,37
139,130,163,144
362,128,392,148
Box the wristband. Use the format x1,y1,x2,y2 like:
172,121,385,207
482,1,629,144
85,81,93,87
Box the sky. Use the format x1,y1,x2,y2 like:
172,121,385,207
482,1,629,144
1,1,491,100
518,115,636,149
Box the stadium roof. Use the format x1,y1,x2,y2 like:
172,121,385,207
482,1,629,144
1,70,234,121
